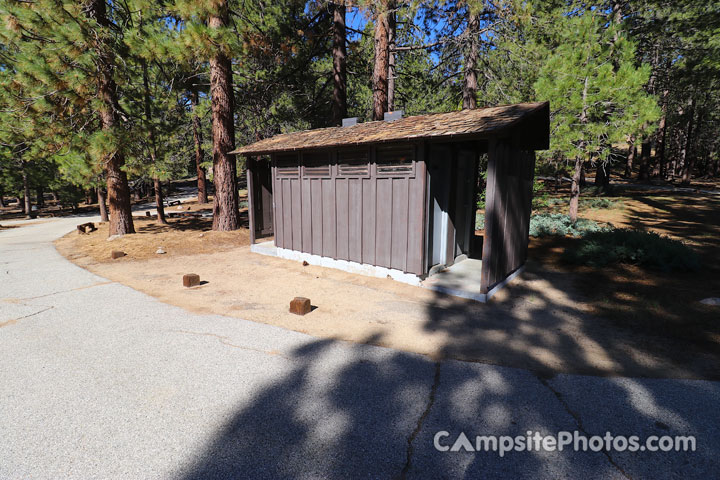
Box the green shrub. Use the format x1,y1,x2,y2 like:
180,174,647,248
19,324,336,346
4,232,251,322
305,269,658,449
475,212,485,230
563,229,700,272
581,196,620,209
529,213,609,237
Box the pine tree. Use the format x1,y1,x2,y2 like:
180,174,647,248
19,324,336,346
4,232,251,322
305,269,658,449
0,0,136,234
533,5,659,222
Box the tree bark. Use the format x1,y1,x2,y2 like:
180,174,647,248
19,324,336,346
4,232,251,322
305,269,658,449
387,1,396,112
191,88,208,203
21,160,32,219
595,161,610,189
141,58,167,224
372,0,390,120
0,186,5,208
638,142,651,181
462,8,480,109
569,156,582,224
624,138,635,178
331,1,347,125
571,75,589,223
97,185,109,222
86,0,134,236
209,0,240,231
681,98,697,185
656,89,669,178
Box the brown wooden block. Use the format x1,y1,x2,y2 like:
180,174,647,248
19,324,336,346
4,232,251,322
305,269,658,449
183,273,200,288
111,250,125,259
77,222,96,234
289,297,311,315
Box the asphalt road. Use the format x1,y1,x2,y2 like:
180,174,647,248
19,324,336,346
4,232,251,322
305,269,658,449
1,217,718,479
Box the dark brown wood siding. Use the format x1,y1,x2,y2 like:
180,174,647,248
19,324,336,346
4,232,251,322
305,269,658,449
270,144,426,275
480,139,536,292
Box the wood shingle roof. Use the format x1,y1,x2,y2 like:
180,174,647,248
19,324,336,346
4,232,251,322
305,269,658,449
232,101,549,156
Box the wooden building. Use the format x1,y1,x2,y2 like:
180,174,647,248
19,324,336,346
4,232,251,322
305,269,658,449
232,102,549,300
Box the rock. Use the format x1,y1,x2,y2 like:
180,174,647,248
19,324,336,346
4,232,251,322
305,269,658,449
199,233,205,238
106,234,123,242
187,206,192,210
156,247,166,254
302,261,309,266
183,273,200,288
289,297,312,316
700,297,720,306
111,250,126,259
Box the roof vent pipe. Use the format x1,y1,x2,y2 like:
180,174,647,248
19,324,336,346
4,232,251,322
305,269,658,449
341,117,359,127
383,110,403,122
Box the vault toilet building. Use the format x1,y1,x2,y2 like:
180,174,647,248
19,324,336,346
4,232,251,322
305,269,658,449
232,102,550,301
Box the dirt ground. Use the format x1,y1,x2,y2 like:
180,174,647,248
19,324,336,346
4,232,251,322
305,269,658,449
54,186,720,381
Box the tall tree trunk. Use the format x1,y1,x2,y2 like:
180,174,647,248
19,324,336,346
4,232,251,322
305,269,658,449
209,0,239,231
332,1,347,125
462,9,480,109
624,138,635,178
387,1,396,112
21,160,32,219
191,88,208,203
638,142,651,181
681,98,697,185
570,76,589,223
595,161,610,189
36,185,44,207
97,185,109,222
0,186,5,208
371,0,390,120
141,58,167,224
569,156,583,224
87,0,134,236
656,89,669,178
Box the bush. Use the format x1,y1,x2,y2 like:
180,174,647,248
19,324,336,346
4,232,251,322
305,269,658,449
529,213,609,237
563,229,701,272
475,212,484,230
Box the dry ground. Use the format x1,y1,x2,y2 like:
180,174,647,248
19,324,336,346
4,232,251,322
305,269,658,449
55,188,720,380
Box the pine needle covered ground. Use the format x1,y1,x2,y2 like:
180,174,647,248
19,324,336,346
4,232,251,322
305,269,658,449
54,183,720,380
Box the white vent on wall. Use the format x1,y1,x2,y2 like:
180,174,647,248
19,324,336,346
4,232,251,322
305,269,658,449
302,152,331,178
276,154,299,177
376,145,415,177
338,150,370,177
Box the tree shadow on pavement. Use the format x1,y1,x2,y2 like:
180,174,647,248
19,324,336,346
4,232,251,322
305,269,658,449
176,334,720,479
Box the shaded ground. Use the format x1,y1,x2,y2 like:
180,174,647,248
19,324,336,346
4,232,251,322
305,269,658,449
56,188,720,380
5,218,718,479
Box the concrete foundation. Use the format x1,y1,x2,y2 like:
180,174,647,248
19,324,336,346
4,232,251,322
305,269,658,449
250,242,523,302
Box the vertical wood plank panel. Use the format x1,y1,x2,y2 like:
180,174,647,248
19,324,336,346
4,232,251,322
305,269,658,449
407,161,425,275
362,177,376,265
301,178,312,253
291,180,302,251
322,178,336,258
272,168,282,248
311,179,323,255
349,179,363,264
375,178,393,268
391,177,409,271
247,159,257,245
282,179,293,250
336,178,349,260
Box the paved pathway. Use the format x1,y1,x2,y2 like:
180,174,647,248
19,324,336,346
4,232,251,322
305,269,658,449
1,218,718,479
